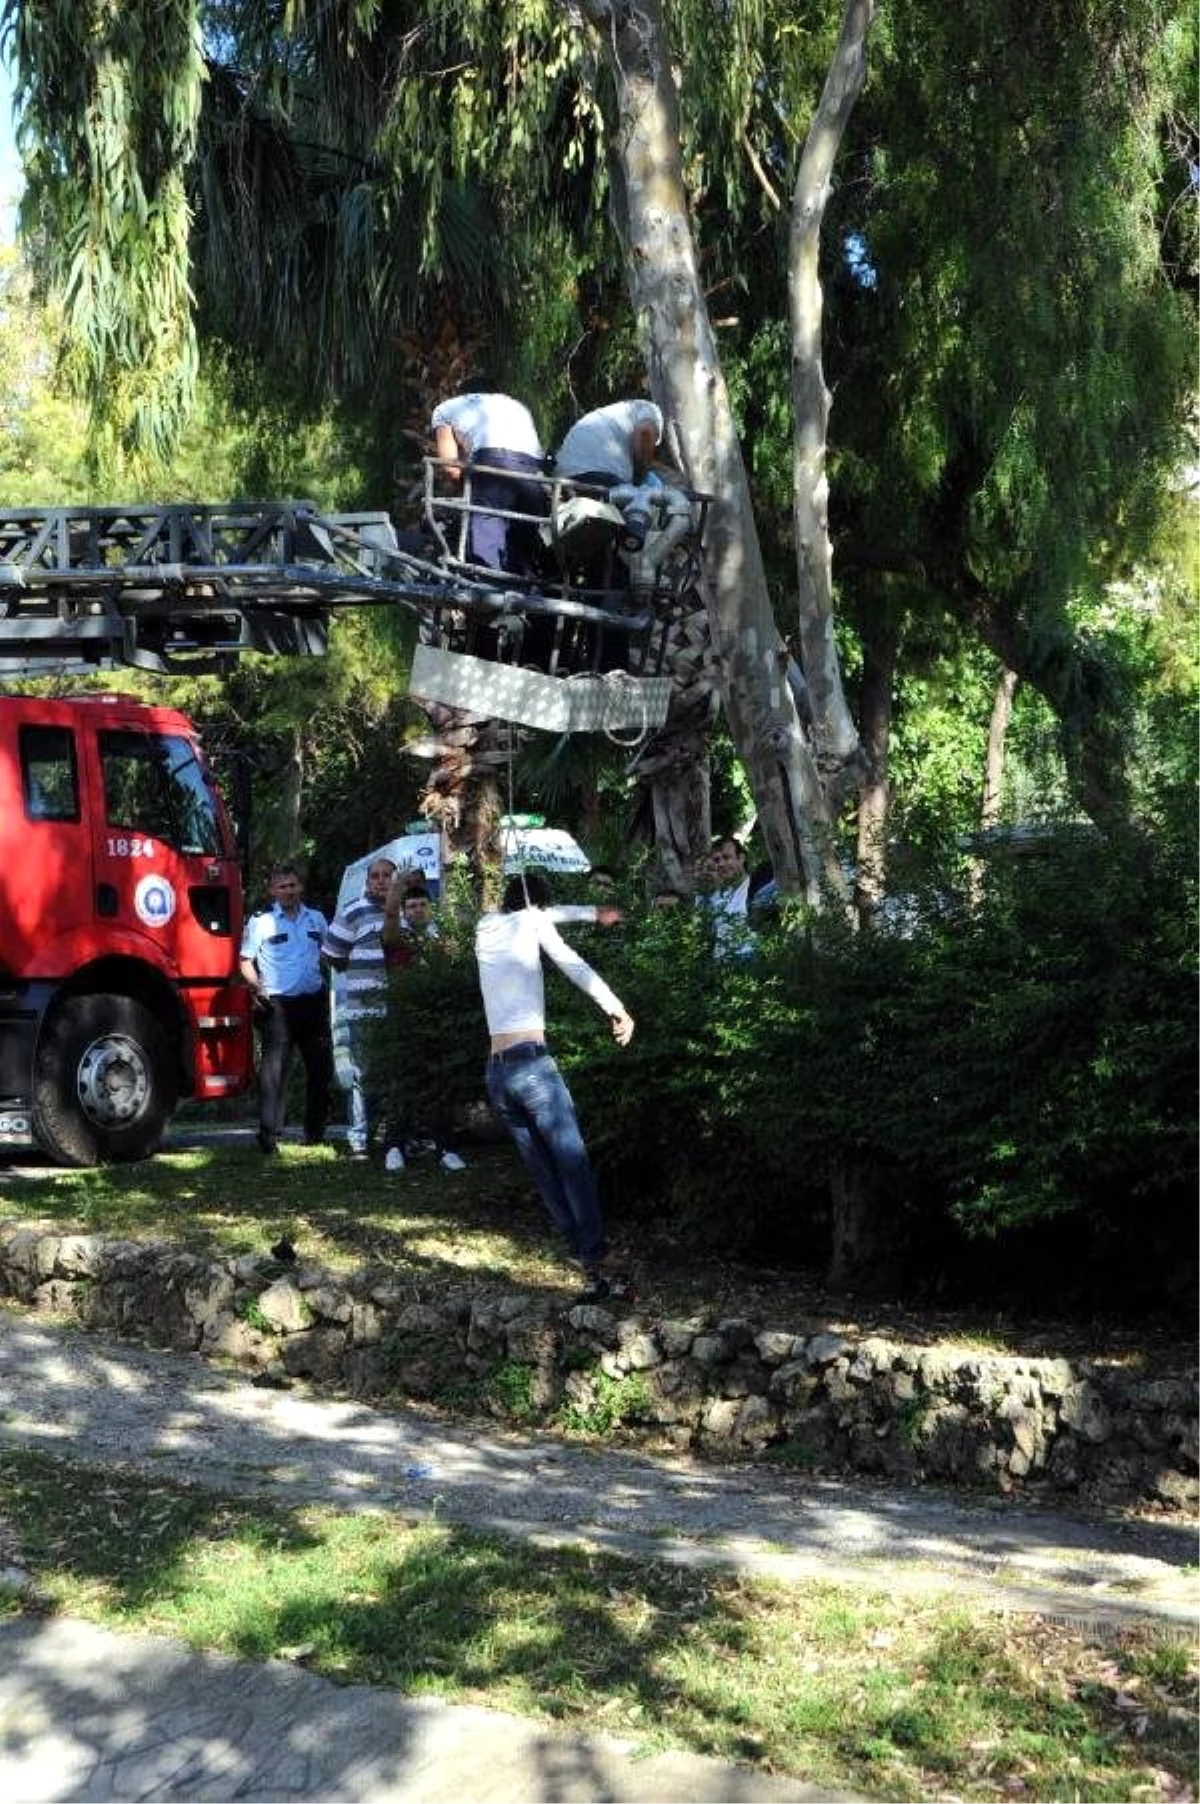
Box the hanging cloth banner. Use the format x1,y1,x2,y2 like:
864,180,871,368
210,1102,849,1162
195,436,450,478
500,824,591,875
335,826,591,914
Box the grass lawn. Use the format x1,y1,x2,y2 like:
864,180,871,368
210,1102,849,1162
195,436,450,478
1,1137,1196,1798
0,1134,1188,1362
0,1135,643,1311
0,1448,1195,1803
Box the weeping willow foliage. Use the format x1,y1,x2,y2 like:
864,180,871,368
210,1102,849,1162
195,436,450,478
2,0,204,473
0,0,837,466
3,0,1191,572
844,0,1193,609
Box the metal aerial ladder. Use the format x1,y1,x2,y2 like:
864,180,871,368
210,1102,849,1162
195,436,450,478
0,470,710,733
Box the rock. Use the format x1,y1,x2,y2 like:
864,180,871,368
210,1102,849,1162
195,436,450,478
658,1319,699,1357
304,1284,354,1325
53,1234,107,1277
754,1329,798,1365
183,1270,237,1334
563,1303,618,1342
615,1331,661,1372
256,1279,311,1334
202,1316,276,1368
1151,1469,1199,1508
30,1277,80,1316
2,1228,59,1279
1059,1382,1111,1444
644,1360,707,1424
715,1317,757,1351
768,1359,818,1407
804,1332,850,1368
281,1327,348,1382
466,1304,505,1352
351,1301,382,1345
699,1397,741,1441
396,1303,447,1336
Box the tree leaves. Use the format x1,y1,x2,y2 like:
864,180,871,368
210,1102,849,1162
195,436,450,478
3,0,204,477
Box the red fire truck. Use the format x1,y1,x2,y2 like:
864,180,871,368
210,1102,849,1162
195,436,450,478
0,692,252,1164
0,494,701,1165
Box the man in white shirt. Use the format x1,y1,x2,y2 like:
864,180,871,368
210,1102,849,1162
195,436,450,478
553,398,663,488
698,835,758,960
476,871,634,1301
429,392,546,574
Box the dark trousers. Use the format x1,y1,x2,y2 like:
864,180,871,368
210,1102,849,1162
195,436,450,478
257,991,333,1144
468,449,547,575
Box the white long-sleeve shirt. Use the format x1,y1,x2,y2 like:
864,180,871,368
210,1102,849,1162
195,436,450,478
475,907,624,1037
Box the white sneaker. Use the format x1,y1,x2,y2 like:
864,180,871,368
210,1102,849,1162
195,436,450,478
384,1146,406,1174
439,1150,467,1172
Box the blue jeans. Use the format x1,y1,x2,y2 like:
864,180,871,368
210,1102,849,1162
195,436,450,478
484,1042,605,1266
342,1023,380,1154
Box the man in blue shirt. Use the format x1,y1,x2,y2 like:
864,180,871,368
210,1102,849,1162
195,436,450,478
239,862,333,1155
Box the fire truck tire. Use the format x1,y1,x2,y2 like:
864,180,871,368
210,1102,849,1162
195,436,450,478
33,993,178,1167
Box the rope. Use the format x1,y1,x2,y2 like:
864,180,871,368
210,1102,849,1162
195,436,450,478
563,668,653,749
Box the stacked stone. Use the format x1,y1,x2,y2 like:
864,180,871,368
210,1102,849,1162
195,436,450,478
1,1222,1194,1512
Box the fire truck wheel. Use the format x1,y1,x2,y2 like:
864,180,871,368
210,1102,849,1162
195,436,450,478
33,993,178,1167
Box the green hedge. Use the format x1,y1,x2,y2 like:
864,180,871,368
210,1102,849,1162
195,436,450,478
369,828,1197,1312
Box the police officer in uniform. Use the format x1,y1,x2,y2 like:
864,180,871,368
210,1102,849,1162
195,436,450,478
239,861,333,1154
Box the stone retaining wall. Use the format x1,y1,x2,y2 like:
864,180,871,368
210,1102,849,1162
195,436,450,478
2,1221,1195,1511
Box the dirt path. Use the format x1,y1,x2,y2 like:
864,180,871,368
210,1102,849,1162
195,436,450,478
1,1308,1194,1638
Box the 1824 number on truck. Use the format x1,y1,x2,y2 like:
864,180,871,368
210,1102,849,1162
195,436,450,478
0,692,252,1165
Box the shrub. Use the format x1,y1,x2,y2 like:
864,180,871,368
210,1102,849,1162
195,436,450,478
361,824,1197,1315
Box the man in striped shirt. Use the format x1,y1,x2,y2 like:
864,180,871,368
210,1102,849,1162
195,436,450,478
320,856,397,1159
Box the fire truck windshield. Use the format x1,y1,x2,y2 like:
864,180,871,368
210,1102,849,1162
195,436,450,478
99,730,223,856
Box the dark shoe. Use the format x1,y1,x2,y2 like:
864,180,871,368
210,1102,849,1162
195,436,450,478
579,1271,637,1305
256,1131,278,1156
303,1132,325,1147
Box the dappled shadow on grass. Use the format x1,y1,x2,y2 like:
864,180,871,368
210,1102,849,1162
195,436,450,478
0,1140,584,1304
2,1446,1196,1803
0,1138,1194,1362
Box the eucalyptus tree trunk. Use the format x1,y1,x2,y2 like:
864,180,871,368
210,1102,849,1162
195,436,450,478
967,665,1019,906
789,0,875,812
952,576,1132,834
262,724,305,871
854,604,898,930
573,0,838,903
981,666,1018,829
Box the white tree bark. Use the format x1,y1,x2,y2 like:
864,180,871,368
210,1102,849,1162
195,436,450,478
967,664,1018,906
980,666,1019,830
789,0,874,798
570,0,838,901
